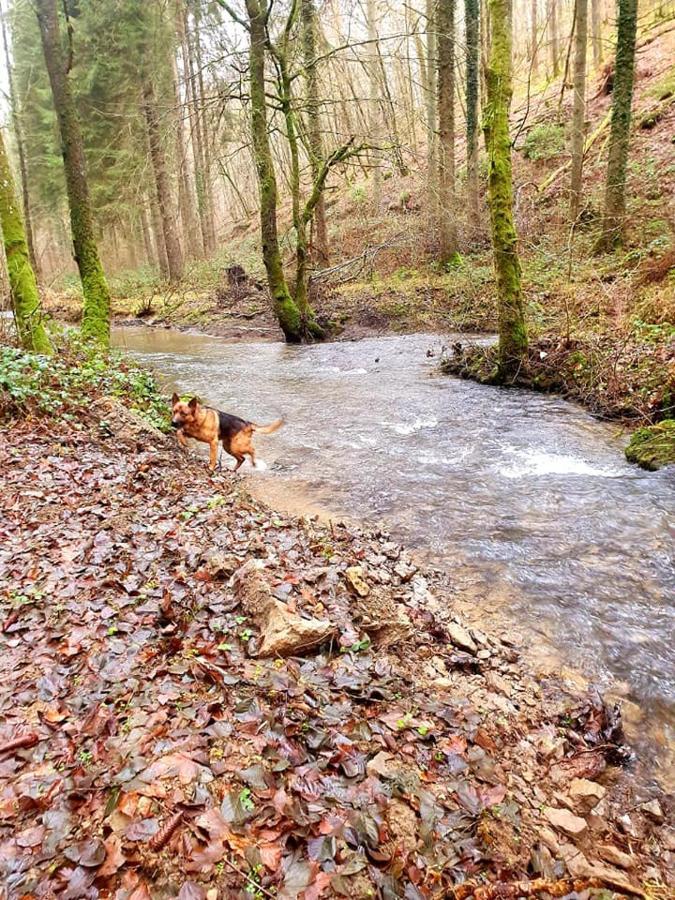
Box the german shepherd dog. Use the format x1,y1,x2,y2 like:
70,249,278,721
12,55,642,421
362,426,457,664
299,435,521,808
171,394,283,471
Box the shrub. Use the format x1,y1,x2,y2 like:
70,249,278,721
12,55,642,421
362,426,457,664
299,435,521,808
0,337,170,430
522,124,566,161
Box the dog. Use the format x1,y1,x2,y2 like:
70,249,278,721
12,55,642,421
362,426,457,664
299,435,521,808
171,394,283,471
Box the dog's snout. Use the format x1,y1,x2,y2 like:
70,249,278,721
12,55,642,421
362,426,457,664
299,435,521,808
170,419,181,429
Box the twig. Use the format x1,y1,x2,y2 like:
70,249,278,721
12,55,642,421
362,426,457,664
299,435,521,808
221,856,277,899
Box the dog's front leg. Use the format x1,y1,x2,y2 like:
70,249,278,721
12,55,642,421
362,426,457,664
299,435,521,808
208,441,219,471
176,429,188,450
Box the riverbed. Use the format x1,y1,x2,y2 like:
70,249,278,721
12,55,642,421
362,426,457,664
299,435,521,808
113,326,675,769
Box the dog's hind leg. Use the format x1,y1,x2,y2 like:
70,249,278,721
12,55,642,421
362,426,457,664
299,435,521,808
232,454,246,472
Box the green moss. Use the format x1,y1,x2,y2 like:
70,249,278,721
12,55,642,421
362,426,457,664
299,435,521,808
625,420,675,471
0,129,52,354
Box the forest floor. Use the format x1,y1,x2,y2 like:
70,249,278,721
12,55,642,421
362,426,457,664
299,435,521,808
1,355,674,899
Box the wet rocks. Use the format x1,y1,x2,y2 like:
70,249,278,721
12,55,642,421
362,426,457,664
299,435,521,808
569,778,606,811
544,807,588,838
446,621,478,655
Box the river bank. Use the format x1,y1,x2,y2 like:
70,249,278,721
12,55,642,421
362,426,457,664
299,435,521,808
2,345,673,898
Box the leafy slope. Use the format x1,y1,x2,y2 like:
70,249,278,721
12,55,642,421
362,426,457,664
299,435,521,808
0,408,672,897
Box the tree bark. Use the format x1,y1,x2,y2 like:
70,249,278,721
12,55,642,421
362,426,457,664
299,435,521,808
549,0,560,77
484,0,527,380
34,0,111,346
140,205,157,269
1,0,40,281
530,0,539,76
0,128,51,353
301,0,329,265
179,1,215,255
466,0,481,237
424,0,438,225
569,0,588,220
437,0,459,262
150,192,170,279
596,0,638,251
142,79,184,283
245,0,305,342
365,0,383,212
590,0,602,66
193,1,217,252
171,33,201,259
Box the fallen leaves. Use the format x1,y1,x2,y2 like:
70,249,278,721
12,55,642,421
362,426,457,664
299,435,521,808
0,418,669,898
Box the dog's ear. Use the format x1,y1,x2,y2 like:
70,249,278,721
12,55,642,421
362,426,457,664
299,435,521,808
171,392,179,406
188,396,199,411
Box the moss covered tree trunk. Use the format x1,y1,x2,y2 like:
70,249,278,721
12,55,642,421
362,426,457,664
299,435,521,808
0,129,51,353
465,0,481,238
1,2,40,281
142,79,184,283
595,0,638,252
484,0,528,381
34,0,110,346
171,41,201,259
301,0,329,265
245,0,304,343
569,0,588,221
437,0,459,263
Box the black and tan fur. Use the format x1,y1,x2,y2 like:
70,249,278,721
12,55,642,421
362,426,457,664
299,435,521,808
171,394,283,471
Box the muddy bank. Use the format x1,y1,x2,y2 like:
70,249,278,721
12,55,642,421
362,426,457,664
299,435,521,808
1,399,673,897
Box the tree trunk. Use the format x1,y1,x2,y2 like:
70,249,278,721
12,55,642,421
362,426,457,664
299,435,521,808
425,0,438,225
140,205,156,269
142,79,184,283
484,0,527,380
150,192,170,279
590,0,602,66
34,0,111,346
193,1,217,253
437,0,459,262
466,0,481,237
530,0,539,76
179,2,215,255
171,38,201,259
366,0,383,212
0,128,51,353
569,0,588,220
245,0,304,342
301,0,329,265
596,0,638,252
1,0,40,281
549,0,560,77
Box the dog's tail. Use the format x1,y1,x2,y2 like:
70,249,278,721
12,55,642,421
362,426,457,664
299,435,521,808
252,418,284,435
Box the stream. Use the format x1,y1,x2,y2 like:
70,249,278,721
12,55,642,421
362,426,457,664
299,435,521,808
113,326,675,768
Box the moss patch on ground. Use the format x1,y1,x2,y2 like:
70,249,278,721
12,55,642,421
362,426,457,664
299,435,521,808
625,419,675,470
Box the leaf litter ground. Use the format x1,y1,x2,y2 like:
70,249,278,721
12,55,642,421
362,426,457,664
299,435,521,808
0,409,672,899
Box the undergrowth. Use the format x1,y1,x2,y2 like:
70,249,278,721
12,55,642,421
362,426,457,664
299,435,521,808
0,335,170,431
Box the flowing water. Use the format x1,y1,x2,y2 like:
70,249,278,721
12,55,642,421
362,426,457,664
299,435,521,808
113,327,675,765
